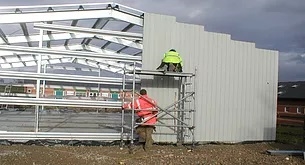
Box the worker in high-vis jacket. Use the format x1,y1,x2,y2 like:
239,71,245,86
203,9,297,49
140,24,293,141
123,89,158,151
156,49,183,72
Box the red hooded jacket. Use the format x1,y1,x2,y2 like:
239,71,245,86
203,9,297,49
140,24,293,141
123,95,158,125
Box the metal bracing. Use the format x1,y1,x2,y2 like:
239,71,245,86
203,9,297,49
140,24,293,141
34,23,143,41
0,45,141,62
0,70,138,85
81,18,109,45
0,45,141,74
75,58,123,73
84,45,142,65
0,54,73,64
95,36,142,49
75,58,141,74
0,97,121,108
46,65,98,72
64,20,79,46
0,132,130,141
0,28,9,45
101,22,136,51
0,33,143,49
20,23,32,47
0,8,143,26
0,44,136,62
0,57,73,68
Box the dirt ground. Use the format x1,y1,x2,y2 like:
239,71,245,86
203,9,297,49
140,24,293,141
0,142,304,165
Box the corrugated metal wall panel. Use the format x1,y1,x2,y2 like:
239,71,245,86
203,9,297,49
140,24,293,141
142,13,278,143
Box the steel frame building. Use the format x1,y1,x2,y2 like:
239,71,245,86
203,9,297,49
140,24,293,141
0,2,278,144
0,3,145,142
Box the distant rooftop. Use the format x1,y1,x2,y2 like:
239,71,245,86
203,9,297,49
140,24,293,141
278,81,305,99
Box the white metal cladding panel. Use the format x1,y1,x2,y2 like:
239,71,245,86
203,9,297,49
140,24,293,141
172,23,202,143
142,13,278,143
141,13,179,142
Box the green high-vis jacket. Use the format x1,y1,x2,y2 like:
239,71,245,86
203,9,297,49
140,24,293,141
162,51,183,66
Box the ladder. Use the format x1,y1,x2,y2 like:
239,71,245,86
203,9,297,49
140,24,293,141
177,75,195,145
1,84,12,109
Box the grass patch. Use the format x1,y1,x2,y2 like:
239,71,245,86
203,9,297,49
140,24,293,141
276,125,305,144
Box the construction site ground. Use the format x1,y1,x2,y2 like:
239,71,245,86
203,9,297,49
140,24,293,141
0,142,304,165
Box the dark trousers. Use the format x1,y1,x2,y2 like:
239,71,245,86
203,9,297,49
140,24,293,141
135,125,155,150
157,62,182,72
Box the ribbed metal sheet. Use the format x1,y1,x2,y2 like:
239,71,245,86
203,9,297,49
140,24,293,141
142,13,278,143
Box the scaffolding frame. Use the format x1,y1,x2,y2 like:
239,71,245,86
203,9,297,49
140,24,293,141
121,68,196,148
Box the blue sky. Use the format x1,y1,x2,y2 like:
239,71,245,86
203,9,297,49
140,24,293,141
1,0,305,82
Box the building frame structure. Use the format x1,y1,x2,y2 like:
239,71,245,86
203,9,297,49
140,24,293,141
0,2,197,145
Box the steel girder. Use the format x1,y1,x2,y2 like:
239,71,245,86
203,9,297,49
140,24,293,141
0,33,143,49
0,8,143,26
0,70,138,85
0,132,130,141
34,23,142,41
0,57,73,68
0,45,141,62
0,97,122,108
0,45,141,73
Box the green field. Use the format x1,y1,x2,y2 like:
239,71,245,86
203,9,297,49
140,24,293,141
276,125,305,144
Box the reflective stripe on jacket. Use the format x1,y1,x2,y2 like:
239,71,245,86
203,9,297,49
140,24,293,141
123,95,158,125
162,51,183,66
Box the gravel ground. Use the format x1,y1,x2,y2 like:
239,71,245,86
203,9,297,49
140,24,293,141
0,142,304,165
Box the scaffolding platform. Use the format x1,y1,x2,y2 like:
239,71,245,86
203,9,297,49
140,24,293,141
129,69,195,77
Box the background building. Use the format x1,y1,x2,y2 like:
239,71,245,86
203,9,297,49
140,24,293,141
277,81,305,126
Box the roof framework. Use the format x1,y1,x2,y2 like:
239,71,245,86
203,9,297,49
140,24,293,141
0,2,144,74
0,3,146,141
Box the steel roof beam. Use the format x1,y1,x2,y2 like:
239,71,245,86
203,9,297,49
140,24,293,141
0,9,143,26
0,56,138,75
0,44,141,73
0,57,73,68
20,23,32,47
100,22,135,50
0,33,142,49
34,23,142,40
122,23,135,31
117,46,128,53
74,57,141,74
133,51,142,56
0,70,138,85
83,45,142,65
0,97,122,109
82,18,109,45
0,45,141,62
64,20,79,46
75,58,122,73
96,36,142,49
0,28,9,45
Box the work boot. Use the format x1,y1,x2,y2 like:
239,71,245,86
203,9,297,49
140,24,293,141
168,63,176,72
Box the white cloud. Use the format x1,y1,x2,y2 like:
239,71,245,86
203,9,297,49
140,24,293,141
188,9,202,19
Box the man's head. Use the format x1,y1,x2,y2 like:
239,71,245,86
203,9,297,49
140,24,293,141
140,89,147,95
169,49,176,52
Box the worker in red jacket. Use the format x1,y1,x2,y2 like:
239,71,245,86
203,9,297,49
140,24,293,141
123,89,158,151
